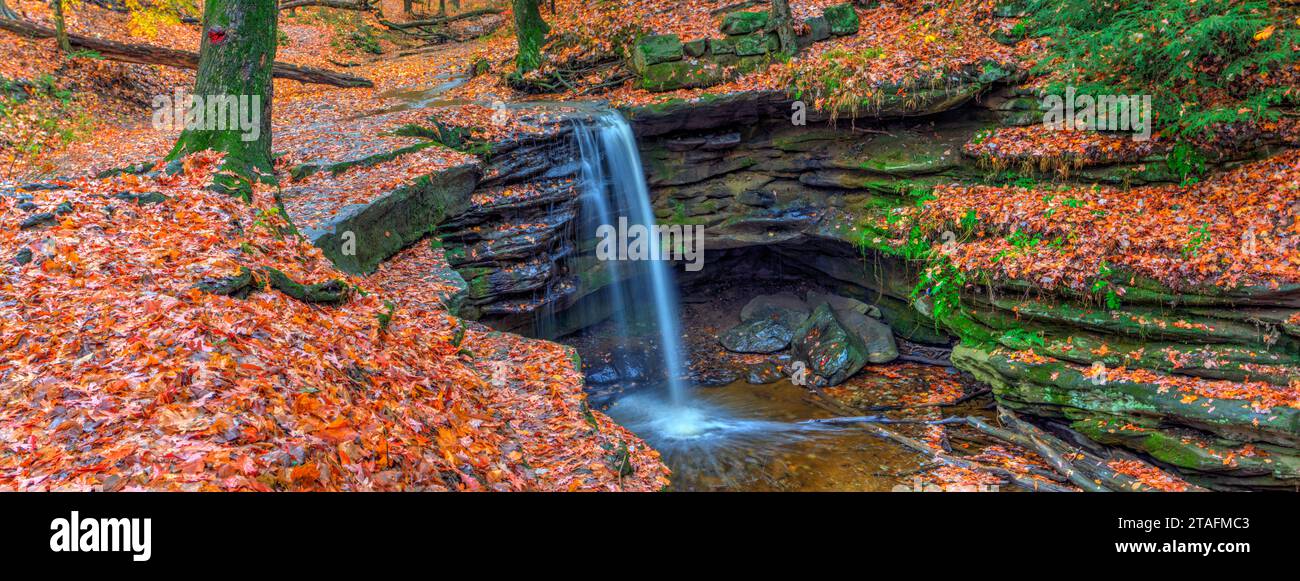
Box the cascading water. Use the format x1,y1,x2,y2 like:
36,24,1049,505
567,108,925,490
572,110,690,405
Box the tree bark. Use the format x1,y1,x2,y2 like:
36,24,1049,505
167,0,278,200
769,0,796,56
51,0,70,52
0,0,18,20
511,0,547,73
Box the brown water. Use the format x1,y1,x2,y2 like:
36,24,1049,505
602,379,929,492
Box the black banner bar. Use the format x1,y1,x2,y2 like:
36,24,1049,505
0,492,1286,572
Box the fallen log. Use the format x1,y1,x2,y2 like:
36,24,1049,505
0,17,373,88
997,408,1206,492
379,6,502,29
849,419,1075,492
279,0,374,10
803,390,1072,491
801,415,970,427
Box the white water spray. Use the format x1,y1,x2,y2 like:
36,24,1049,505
573,110,690,404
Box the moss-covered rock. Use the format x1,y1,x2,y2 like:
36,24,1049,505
632,34,684,72
709,36,736,55
305,163,480,274
683,38,708,57
735,32,778,56
639,55,768,92
823,4,860,36
720,11,769,35
951,343,1300,487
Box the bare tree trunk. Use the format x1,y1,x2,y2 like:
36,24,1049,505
512,0,547,73
402,0,412,16
769,0,796,56
51,0,70,52
0,0,18,20
168,0,278,200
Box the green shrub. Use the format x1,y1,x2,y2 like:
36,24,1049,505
1026,0,1298,140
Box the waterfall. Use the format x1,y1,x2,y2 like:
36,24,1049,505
572,110,690,404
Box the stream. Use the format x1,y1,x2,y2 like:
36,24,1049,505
603,379,925,491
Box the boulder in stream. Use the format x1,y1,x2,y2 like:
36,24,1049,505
719,293,811,353
791,303,870,387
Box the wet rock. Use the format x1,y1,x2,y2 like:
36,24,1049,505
746,361,784,384
804,16,831,42
586,362,622,385
16,201,37,212
720,293,813,354
791,303,870,386
14,247,32,265
584,344,661,385
55,201,73,215
18,182,69,192
19,212,56,230
736,189,775,208
720,315,800,353
693,367,739,386
740,292,809,320
113,191,171,205
806,291,881,319
835,309,899,363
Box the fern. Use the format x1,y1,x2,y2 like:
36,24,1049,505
1026,0,1298,140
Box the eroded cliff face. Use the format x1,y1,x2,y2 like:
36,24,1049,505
437,90,1300,489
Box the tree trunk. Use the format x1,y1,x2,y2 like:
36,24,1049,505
168,0,278,200
0,0,18,20
402,0,412,15
438,0,445,17
769,0,796,56
51,0,70,52
511,0,547,73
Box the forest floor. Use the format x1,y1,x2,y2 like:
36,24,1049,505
0,0,676,491
1,0,1297,491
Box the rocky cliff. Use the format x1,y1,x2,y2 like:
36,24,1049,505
435,85,1300,489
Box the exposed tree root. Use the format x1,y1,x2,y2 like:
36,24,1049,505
194,266,351,304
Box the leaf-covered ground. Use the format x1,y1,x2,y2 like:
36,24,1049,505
906,149,1300,292
0,153,668,491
